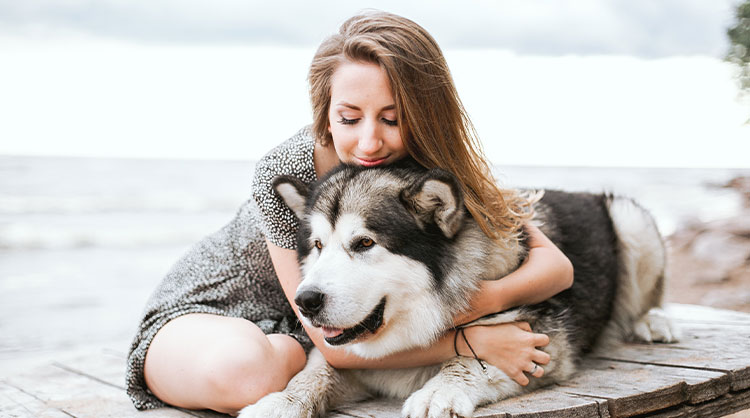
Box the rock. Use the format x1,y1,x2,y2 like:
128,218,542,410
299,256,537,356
722,176,750,207
666,177,750,312
689,230,750,283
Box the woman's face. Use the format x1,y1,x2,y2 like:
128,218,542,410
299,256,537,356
328,61,408,167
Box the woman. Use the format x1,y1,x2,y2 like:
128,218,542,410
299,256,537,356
126,10,573,415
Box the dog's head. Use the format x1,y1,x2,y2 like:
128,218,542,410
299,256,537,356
272,162,470,357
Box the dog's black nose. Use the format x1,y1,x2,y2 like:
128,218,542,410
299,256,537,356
295,289,325,317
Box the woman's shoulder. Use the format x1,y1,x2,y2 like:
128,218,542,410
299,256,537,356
254,125,316,180
251,125,317,202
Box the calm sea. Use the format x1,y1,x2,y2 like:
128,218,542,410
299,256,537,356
0,155,747,375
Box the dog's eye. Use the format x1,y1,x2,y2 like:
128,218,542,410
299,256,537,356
314,240,323,250
351,237,375,252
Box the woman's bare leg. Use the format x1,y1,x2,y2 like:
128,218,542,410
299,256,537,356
143,313,307,415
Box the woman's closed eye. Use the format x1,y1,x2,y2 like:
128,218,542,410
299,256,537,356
381,117,398,126
337,116,397,126
338,117,359,125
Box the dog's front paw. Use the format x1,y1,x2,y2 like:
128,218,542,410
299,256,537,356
402,384,475,418
634,307,680,343
238,392,313,418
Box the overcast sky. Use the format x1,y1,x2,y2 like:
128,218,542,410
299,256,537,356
0,0,739,57
1,1,748,168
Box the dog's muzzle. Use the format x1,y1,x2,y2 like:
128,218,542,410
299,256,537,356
294,289,387,346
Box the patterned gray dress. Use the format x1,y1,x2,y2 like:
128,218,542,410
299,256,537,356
126,126,317,410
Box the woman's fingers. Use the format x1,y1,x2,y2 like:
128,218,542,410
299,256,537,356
511,322,549,347
533,349,551,365
533,332,550,347
514,371,531,386
516,361,544,384
527,362,545,378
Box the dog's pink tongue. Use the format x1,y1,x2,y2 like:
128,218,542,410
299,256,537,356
321,327,344,338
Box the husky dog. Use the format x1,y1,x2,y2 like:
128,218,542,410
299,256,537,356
239,161,678,418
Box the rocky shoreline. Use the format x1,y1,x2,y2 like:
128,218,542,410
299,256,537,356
665,176,750,312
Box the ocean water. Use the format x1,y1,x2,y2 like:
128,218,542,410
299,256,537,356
0,155,747,375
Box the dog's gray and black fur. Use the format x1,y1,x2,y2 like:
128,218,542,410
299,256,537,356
239,160,678,418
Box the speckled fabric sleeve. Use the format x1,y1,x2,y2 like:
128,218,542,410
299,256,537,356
252,126,318,249
125,126,318,410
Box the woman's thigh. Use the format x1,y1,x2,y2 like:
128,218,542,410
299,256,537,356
144,313,306,414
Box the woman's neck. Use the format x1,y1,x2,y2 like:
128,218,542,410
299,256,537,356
313,141,340,179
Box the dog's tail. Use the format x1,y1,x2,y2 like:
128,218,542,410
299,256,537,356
596,195,679,351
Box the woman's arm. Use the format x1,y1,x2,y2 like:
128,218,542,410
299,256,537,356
454,224,574,326
267,239,550,380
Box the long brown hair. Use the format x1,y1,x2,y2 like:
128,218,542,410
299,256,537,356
308,10,533,244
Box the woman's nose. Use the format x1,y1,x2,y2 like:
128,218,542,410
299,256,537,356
357,123,383,155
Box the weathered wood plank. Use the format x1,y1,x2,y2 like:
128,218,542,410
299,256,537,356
49,349,608,418
328,387,610,418
60,347,128,388
480,387,608,418
551,359,729,417
666,304,750,326
0,379,73,418
638,387,750,418
328,411,368,418
581,358,730,405
51,348,228,418
3,362,197,417
333,397,402,418
597,325,750,391
1,304,748,417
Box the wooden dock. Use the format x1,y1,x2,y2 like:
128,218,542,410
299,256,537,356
1,304,749,418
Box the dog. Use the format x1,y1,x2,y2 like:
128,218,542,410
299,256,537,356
238,160,678,418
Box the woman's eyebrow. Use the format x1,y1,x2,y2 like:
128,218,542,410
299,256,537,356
335,102,396,111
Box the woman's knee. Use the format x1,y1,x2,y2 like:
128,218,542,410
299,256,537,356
144,314,306,413
202,333,288,404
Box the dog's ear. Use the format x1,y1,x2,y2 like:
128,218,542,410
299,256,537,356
401,169,465,238
272,175,309,219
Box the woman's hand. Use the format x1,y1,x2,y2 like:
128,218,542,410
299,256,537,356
457,322,550,386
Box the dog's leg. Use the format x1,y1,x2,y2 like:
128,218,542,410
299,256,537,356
401,356,523,418
238,349,368,418
634,307,680,343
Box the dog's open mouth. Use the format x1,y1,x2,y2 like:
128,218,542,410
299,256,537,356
321,298,386,346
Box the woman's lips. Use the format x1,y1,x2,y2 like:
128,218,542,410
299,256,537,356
355,156,389,167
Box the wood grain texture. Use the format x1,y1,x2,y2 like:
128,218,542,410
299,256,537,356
639,387,750,418
596,324,750,391
0,304,748,418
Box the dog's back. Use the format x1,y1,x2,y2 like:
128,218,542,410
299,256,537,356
533,191,621,353
518,189,674,368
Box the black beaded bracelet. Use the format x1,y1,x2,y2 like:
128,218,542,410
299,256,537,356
453,327,487,372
